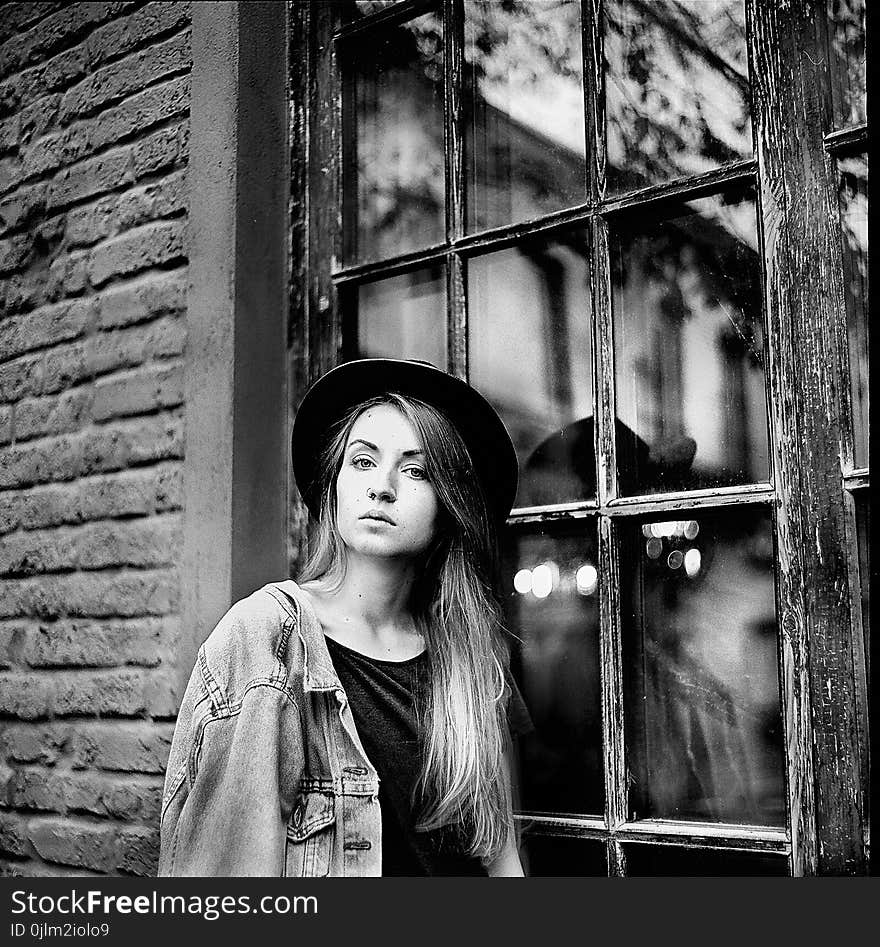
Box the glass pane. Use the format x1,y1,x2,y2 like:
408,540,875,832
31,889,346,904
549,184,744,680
520,833,607,877
464,0,586,233
622,507,785,826
612,189,768,495
624,844,788,877
604,0,752,192
828,0,866,129
348,265,447,367
468,231,594,508
343,11,445,263
839,153,868,468
501,521,603,817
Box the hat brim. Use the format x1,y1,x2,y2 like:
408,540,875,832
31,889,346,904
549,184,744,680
292,358,519,523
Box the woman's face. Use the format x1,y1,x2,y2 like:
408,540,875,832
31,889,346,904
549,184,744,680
335,403,440,561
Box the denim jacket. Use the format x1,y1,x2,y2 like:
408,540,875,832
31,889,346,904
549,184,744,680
159,580,382,876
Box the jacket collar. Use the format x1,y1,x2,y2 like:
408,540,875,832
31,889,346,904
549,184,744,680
267,580,341,693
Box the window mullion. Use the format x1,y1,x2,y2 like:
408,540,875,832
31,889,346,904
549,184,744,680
747,0,867,875
444,0,466,379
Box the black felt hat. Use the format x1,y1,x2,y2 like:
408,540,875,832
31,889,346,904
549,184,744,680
292,358,519,523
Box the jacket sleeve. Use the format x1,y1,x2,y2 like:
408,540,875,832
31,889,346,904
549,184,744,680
158,648,305,877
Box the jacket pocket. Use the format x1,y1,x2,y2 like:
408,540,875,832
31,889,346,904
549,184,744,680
284,791,336,877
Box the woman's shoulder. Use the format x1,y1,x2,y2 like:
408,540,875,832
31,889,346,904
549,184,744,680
200,582,308,699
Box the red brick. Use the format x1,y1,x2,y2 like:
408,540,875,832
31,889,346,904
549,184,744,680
87,2,192,71
0,4,68,45
96,269,186,329
117,825,158,875
82,411,185,474
54,668,158,716
0,526,77,576
0,404,11,444
0,434,83,489
0,567,180,619
0,673,54,718
0,45,89,118
58,28,191,124
92,361,184,422
0,3,132,79
28,817,118,872
0,181,49,237
18,92,62,142
89,219,184,287
0,114,19,154
0,350,44,403
45,248,88,300
0,463,183,534
23,615,178,668
69,722,173,774
45,146,132,212
0,813,30,857
13,388,92,442
0,723,70,765
8,768,164,822
0,298,95,362
130,122,184,179
0,232,30,273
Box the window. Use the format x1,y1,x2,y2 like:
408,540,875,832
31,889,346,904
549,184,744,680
290,0,869,875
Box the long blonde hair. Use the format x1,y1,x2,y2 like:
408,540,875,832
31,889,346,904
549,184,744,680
298,392,513,860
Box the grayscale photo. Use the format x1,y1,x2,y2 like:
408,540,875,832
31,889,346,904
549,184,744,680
0,0,870,888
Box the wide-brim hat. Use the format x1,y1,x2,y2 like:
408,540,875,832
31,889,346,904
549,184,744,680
292,358,519,523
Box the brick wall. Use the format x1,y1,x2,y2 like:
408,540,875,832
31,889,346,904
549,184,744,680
0,1,190,876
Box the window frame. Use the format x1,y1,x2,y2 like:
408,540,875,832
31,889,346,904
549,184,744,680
290,0,869,875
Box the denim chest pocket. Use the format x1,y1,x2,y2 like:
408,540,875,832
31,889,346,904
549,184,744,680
284,791,336,877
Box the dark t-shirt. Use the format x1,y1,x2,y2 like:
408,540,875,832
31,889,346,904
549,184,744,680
324,634,532,876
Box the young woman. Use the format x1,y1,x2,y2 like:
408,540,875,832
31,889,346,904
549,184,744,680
159,358,528,876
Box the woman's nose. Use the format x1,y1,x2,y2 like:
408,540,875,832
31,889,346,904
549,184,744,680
368,469,396,502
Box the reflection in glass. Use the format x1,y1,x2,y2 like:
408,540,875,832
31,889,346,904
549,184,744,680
520,834,607,877
348,266,446,367
839,153,868,469
622,507,785,826
464,0,586,232
612,190,768,495
828,0,866,129
500,521,603,816
604,1,752,192
468,232,594,508
624,844,788,876
343,12,445,263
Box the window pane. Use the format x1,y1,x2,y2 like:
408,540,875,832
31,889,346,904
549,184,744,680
624,844,788,876
468,231,594,508
828,0,866,129
621,507,785,826
604,0,751,192
611,189,768,495
520,834,607,877
501,521,603,817
839,153,868,469
464,0,586,233
343,11,445,263
347,266,446,366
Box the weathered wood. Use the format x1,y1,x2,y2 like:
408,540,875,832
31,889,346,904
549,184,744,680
334,0,438,40
606,484,775,516
582,0,604,202
748,0,866,874
310,2,345,379
333,244,448,283
824,122,869,154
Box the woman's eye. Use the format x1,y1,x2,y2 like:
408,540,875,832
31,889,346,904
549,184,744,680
405,466,428,480
351,456,373,469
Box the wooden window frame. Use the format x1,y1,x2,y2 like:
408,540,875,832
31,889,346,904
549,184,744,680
289,0,869,875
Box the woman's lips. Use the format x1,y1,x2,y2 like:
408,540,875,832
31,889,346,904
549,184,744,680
360,511,396,525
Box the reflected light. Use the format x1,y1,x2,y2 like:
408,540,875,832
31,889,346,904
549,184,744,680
651,521,679,538
576,563,598,596
684,520,700,540
667,549,684,570
646,538,663,559
684,547,701,577
531,563,554,599
513,568,533,594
